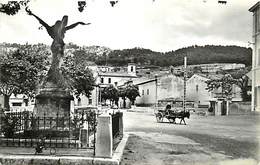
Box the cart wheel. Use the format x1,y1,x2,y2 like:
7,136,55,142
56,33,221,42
168,118,175,124
156,113,163,123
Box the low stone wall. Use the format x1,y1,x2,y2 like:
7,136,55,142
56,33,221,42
229,102,251,115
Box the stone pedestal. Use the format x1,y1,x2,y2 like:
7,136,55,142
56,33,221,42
34,87,73,118
96,114,112,158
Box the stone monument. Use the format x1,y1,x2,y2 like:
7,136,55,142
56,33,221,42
26,7,90,117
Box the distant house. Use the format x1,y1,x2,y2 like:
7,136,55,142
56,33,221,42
7,94,34,112
75,63,138,108
157,74,184,101
97,63,137,87
135,74,184,106
173,63,245,74
188,74,243,115
135,72,243,115
186,74,212,106
135,78,157,106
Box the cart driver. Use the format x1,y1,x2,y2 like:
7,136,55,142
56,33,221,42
165,104,171,116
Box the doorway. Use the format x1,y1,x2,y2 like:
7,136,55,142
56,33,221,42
221,100,227,115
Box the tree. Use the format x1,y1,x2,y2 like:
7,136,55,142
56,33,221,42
228,67,251,101
0,44,49,110
0,0,87,15
206,74,236,99
125,84,140,105
101,85,119,105
0,1,29,15
118,87,127,108
61,55,95,99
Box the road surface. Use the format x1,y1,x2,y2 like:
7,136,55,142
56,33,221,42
121,110,260,165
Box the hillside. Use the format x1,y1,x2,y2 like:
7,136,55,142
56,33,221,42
1,43,252,67
94,45,251,67
165,45,252,66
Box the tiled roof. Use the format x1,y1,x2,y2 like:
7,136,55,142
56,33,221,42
98,72,138,78
196,73,224,80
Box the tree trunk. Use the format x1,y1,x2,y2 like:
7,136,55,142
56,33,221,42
3,94,10,111
241,89,250,101
123,97,126,108
131,100,135,106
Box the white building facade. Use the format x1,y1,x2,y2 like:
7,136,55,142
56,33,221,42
250,2,260,112
75,63,138,108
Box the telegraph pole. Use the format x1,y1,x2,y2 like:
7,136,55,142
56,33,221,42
155,74,158,108
183,56,187,112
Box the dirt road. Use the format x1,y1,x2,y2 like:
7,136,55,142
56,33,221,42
121,111,260,165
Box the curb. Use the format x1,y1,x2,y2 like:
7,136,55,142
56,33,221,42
111,133,129,164
0,134,129,165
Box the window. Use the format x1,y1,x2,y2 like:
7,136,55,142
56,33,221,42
196,85,199,92
24,99,29,106
101,77,104,83
78,98,81,106
142,90,144,95
12,103,22,107
147,89,149,95
131,66,134,72
114,82,118,86
254,9,260,33
108,78,111,83
89,99,92,105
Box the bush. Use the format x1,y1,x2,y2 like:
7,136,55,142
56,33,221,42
1,115,20,138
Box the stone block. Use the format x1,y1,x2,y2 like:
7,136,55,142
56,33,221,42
95,115,113,158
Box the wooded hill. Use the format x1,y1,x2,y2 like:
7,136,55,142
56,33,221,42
97,45,252,67
1,43,252,67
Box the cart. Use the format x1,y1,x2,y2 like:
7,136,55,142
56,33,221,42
154,98,194,124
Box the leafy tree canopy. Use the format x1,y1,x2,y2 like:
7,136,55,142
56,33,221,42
205,70,251,101
0,1,29,15
0,44,49,96
61,55,96,98
0,44,49,109
101,85,119,103
125,84,140,105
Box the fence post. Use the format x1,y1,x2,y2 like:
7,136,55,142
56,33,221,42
79,114,89,148
119,112,123,137
226,99,233,116
95,114,112,158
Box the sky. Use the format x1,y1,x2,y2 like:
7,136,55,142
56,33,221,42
0,0,259,52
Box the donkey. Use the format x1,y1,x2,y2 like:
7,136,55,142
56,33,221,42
174,111,190,125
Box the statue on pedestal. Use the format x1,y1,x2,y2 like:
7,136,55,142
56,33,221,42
25,7,90,117
26,7,90,88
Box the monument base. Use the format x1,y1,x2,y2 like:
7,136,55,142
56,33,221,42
34,87,74,118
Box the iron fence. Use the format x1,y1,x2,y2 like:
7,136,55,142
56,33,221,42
111,112,122,139
0,111,97,153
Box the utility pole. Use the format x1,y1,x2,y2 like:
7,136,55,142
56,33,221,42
183,56,187,112
155,75,158,108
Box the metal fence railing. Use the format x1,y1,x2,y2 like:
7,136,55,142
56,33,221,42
0,111,97,154
111,112,122,139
